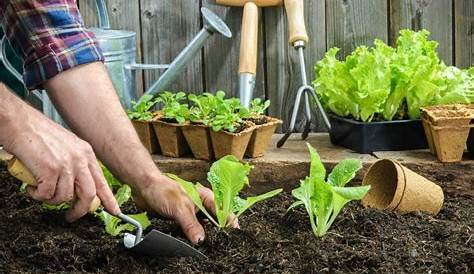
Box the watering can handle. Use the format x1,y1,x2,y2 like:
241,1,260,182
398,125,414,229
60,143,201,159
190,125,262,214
8,157,102,213
95,0,110,30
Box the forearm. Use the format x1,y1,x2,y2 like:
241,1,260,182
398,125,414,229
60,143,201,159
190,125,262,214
44,62,161,191
0,83,31,149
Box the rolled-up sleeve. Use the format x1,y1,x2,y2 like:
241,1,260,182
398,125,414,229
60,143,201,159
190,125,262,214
0,0,104,90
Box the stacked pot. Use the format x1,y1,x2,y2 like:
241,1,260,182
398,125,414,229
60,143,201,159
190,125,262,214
421,104,474,162
132,114,281,161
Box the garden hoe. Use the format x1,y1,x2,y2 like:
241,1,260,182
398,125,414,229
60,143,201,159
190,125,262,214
7,157,206,259
216,0,284,108
277,0,331,148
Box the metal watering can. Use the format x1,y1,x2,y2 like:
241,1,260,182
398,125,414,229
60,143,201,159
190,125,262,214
0,0,232,123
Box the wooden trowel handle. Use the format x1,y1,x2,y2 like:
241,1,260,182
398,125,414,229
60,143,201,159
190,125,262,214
284,0,309,44
8,157,101,213
239,2,259,75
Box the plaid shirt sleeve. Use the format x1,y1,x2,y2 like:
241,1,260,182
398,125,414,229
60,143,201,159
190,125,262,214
0,0,104,90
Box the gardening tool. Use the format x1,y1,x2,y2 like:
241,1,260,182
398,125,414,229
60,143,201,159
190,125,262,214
216,0,283,107
7,157,206,258
0,0,232,119
276,0,331,148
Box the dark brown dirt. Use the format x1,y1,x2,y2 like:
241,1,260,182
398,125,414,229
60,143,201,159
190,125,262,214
245,116,270,126
0,163,472,274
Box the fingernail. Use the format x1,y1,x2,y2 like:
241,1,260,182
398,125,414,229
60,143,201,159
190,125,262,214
196,235,205,245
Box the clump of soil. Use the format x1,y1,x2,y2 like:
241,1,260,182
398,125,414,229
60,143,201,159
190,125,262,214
0,163,472,273
245,116,270,126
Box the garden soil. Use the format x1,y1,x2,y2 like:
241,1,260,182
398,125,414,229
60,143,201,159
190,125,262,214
0,163,472,274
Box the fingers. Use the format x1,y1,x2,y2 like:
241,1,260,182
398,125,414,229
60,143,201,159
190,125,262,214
88,162,120,215
174,206,206,245
197,184,240,229
65,169,96,222
26,173,59,201
45,169,74,205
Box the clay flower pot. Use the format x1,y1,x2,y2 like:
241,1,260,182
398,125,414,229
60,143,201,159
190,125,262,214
421,104,474,163
152,119,190,158
182,123,214,161
210,126,255,161
361,159,444,215
245,117,282,158
131,120,160,154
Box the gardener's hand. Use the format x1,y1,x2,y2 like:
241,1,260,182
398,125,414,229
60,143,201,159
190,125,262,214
133,174,239,244
3,107,120,221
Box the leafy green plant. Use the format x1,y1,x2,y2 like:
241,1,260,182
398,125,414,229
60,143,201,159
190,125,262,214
168,155,282,228
248,98,271,118
40,164,151,237
314,29,473,122
157,91,190,124
288,144,370,237
126,94,157,121
209,91,250,133
188,92,218,124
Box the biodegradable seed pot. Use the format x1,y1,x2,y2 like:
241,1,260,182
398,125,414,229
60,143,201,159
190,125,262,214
131,120,160,154
362,159,444,215
182,123,214,161
152,118,190,158
245,117,282,158
210,126,255,161
421,104,474,163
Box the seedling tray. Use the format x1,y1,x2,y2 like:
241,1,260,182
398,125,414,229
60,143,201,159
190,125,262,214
329,114,428,154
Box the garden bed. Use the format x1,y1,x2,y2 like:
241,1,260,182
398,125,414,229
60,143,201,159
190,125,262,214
0,163,472,273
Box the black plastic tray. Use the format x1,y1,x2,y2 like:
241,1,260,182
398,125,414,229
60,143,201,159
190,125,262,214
328,114,428,154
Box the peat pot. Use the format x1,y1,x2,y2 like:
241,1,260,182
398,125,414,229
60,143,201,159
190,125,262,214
329,114,428,154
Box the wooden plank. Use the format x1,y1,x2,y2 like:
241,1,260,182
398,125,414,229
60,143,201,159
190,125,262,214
139,0,203,93
390,0,454,65
454,0,474,68
264,0,327,132
78,0,143,97
327,0,388,58
201,1,266,99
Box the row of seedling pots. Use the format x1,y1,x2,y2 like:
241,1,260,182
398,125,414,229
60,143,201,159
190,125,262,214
128,91,281,160
421,104,474,163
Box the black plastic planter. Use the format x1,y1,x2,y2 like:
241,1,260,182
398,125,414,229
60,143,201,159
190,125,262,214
329,114,428,154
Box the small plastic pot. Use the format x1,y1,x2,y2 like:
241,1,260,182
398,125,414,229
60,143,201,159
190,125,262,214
362,159,444,215
210,127,255,160
245,117,282,158
182,123,214,161
152,119,190,158
131,120,160,154
421,104,474,163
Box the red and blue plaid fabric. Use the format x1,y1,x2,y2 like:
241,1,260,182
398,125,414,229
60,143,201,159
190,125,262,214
0,0,104,90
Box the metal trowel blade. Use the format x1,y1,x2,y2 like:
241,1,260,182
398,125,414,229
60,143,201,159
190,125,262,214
123,230,206,259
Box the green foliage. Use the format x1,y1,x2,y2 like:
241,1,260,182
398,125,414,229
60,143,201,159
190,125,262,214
248,98,271,118
170,156,282,228
289,144,370,237
210,91,250,133
126,94,157,121
314,29,473,122
188,92,218,125
41,164,151,237
157,91,190,124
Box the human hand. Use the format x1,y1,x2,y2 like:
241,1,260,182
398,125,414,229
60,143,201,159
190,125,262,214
133,174,239,244
4,110,120,221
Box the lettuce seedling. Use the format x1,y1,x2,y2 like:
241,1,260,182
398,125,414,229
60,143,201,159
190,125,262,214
248,98,271,118
289,144,370,237
127,94,157,121
169,155,282,228
188,92,218,125
157,91,190,124
210,91,250,132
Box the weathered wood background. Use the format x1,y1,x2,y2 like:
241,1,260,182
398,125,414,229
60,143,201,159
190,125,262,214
78,0,473,132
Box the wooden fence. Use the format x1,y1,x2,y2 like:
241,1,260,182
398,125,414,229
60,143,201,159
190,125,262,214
78,0,473,132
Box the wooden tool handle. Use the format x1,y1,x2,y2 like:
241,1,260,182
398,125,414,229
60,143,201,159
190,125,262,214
238,2,259,75
8,158,101,213
284,0,309,44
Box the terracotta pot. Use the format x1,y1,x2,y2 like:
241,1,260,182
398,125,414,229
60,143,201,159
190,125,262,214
421,104,474,163
152,119,190,158
131,120,160,154
182,124,214,161
210,126,255,160
362,159,444,216
245,117,282,158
